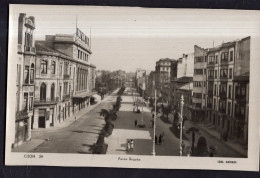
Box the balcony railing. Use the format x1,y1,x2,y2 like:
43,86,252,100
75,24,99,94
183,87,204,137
34,97,59,106
63,94,71,101
16,110,29,120
63,74,70,80
24,46,36,53
235,94,246,101
221,59,228,64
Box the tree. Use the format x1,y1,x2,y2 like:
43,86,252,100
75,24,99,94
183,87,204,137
161,106,172,120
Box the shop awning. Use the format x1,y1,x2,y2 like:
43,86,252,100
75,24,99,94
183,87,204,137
73,91,97,99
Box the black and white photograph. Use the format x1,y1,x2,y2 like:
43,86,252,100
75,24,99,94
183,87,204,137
5,4,260,171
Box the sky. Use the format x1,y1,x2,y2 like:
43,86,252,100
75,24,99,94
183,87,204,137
10,5,260,72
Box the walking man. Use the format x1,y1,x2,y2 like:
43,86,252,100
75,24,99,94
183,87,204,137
155,135,158,144
135,119,137,127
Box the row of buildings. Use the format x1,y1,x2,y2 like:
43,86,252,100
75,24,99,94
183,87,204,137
136,37,250,144
14,13,96,147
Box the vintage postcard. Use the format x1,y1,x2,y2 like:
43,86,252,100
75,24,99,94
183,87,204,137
5,4,260,171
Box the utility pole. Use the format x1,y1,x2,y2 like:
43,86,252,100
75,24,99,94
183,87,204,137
179,94,184,156
152,90,157,156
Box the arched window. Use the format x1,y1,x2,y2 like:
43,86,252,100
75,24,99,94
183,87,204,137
51,61,56,74
41,60,47,74
40,83,46,101
30,63,34,83
51,83,55,101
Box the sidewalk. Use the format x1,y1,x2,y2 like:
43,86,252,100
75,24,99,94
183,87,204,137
185,120,247,157
32,100,103,133
12,139,45,152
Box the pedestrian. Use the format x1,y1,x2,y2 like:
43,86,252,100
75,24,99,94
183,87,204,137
155,135,158,144
127,141,131,151
135,120,137,127
181,141,185,153
158,134,162,145
130,139,134,150
75,117,77,121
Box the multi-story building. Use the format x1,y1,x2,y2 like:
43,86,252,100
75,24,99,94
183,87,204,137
14,13,36,147
32,28,96,129
155,58,173,102
170,54,194,108
192,46,207,122
204,36,250,144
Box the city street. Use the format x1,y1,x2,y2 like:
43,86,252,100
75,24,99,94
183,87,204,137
30,91,117,153
27,87,245,157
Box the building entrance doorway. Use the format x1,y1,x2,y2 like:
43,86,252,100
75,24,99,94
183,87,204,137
38,116,45,128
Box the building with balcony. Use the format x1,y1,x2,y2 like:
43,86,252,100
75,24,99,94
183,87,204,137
32,28,96,129
14,13,36,147
204,36,250,144
155,58,173,102
192,46,207,122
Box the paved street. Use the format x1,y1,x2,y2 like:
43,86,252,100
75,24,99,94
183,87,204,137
19,87,246,157
106,87,180,156
29,91,117,153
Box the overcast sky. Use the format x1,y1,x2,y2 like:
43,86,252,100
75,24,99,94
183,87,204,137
10,5,260,72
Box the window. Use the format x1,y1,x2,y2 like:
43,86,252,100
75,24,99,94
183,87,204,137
230,51,233,61
228,102,231,116
40,83,46,101
78,50,80,59
59,64,62,76
208,56,215,64
208,70,214,78
193,92,202,98
23,93,28,110
214,84,217,95
229,68,232,79
195,57,204,63
221,52,228,61
215,55,218,64
30,63,34,83
25,32,32,47
51,83,55,101
220,69,228,78
29,92,33,111
215,70,217,79
41,60,47,74
24,65,29,84
204,69,206,75
51,61,56,74
228,85,232,99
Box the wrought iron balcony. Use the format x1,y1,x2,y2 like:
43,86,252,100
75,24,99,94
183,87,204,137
63,74,70,80
63,94,71,101
219,92,227,98
16,110,29,120
34,97,59,106
24,46,36,53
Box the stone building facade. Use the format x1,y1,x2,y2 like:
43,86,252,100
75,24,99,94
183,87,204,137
14,13,36,147
192,46,207,121
203,37,250,144
32,30,96,129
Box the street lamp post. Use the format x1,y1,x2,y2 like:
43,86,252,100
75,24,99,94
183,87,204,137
179,94,184,156
152,89,157,156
